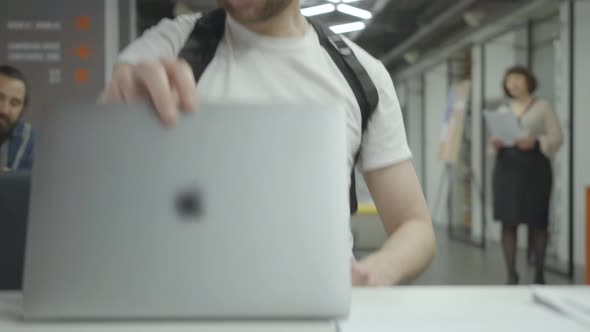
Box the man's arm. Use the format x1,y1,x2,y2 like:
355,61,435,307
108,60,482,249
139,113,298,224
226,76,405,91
357,160,435,286
118,14,200,65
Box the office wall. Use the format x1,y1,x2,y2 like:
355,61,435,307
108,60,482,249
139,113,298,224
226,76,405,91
483,29,528,104
423,63,449,225
545,6,572,266
106,0,120,83
395,80,408,130
118,0,137,51
573,0,590,267
396,80,406,109
405,77,425,189
470,46,484,241
532,16,559,105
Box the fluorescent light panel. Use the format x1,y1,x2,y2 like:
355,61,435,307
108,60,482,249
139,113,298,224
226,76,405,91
329,21,366,34
301,4,336,17
325,0,363,4
336,4,372,19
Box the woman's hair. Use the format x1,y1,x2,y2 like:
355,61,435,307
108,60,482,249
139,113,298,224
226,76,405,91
503,65,537,98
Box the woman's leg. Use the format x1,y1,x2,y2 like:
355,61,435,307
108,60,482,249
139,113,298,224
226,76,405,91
532,226,548,284
502,224,519,284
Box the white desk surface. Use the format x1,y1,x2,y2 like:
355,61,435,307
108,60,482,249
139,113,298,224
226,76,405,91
1,287,588,332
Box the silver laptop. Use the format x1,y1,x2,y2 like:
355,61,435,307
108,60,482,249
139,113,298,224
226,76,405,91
22,102,350,320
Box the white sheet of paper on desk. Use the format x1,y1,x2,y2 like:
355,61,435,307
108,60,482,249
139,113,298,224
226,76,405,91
484,110,525,146
338,292,588,332
532,287,590,329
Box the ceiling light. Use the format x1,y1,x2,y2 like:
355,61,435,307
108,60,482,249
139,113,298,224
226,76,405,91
301,4,336,17
463,11,485,28
336,4,372,19
174,2,194,17
403,51,419,64
326,0,341,3
342,0,362,3
330,21,366,34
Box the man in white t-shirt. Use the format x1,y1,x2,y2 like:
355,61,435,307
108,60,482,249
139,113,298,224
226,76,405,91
102,0,435,286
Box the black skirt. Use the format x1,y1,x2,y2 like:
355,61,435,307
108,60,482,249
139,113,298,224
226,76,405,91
492,147,552,228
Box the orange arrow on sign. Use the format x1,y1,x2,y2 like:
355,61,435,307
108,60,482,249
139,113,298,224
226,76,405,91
75,69,90,83
75,45,92,60
75,16,90,31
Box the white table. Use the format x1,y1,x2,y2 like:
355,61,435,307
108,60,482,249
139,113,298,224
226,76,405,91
1,287,588,332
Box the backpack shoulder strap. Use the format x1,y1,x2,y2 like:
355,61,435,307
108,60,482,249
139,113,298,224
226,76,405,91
309,20,379,136
178,9,227,82
309,20,380,214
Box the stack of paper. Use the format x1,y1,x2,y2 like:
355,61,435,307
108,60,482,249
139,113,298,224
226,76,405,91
483,110,526,146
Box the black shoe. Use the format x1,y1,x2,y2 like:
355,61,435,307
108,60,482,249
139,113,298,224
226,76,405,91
507,273,520,285
534,273,546,285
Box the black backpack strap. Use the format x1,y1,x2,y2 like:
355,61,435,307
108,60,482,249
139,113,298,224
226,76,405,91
309,20,379,134
309,20,380,214
178,9,226,82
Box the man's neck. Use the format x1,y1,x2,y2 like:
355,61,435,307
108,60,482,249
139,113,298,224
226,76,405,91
242,1,309,37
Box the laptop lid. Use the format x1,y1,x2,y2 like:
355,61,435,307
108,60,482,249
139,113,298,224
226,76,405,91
23,102,350,320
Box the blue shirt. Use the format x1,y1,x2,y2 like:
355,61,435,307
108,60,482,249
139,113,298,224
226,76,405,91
0,121,34,171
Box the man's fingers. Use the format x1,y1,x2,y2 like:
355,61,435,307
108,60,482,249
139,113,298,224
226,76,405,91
161,58,197,113
136,61,177,126
351,262,370,286
102,58,197,125
352,273,369,286
100,80,123,104
116,67,143,102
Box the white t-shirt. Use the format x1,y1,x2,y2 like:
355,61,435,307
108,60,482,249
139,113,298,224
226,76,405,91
119,14,412,179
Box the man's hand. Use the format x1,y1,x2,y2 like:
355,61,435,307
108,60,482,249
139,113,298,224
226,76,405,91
101,58,198,126
516,136,536,151
491,137,504,151
352,260,388,287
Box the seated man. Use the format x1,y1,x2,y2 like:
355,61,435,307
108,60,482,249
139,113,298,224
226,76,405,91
103,0,436,286
0,65,34,172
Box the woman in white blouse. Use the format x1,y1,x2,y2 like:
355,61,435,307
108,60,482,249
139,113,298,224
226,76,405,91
491,66,563,285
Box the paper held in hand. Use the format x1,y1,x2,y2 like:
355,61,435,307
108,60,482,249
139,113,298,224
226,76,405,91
484,110,526,146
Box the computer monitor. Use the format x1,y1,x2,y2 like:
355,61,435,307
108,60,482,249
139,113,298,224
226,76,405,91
0,172,31,290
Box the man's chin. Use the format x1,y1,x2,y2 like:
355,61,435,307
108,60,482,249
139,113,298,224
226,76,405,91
224,0,259,10
221,0,291,24
226,8,263,23
220,0,258,18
